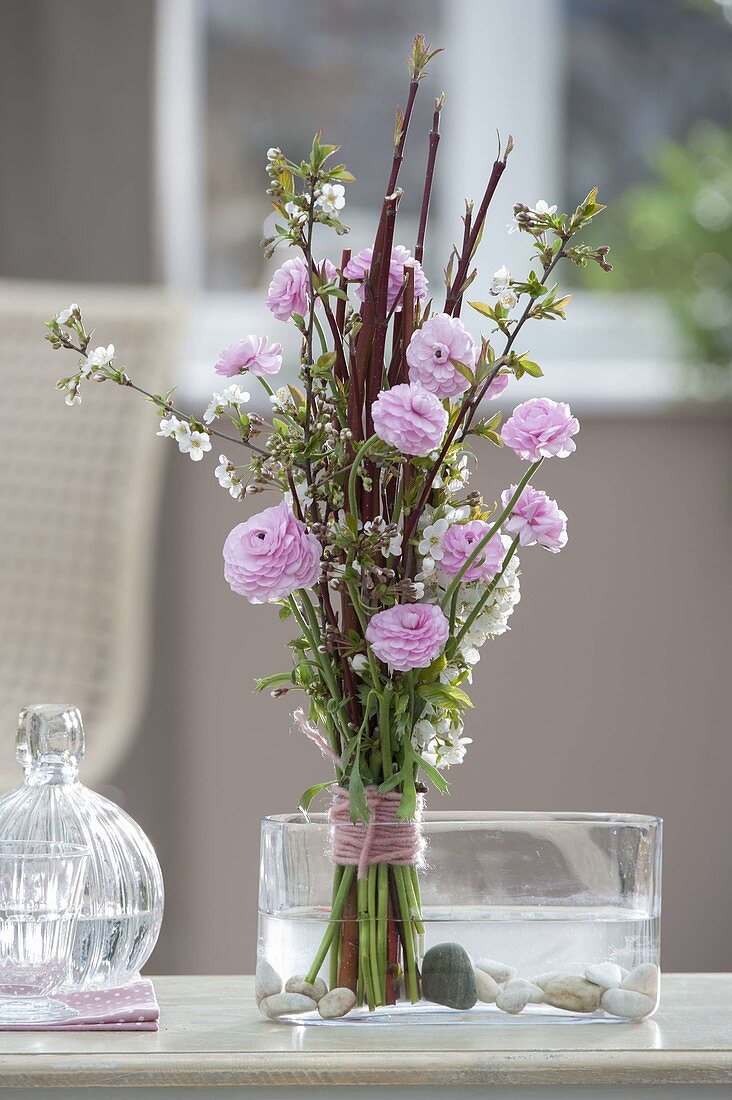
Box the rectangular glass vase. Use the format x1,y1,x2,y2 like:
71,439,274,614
257,811,662,1024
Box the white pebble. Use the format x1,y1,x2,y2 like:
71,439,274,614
474,968,501,1003
259,992,317,1019
318,987,357,1019
602,987,655,1019
496,979,542,1015
475,957,517,984
621,963,659,1000
585,962,624,989
255,960,281,1005
542,975,602,1013
285,976,328,1002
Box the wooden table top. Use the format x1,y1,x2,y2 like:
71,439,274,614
0,974,730,1088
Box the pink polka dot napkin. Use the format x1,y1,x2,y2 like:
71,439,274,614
0,978,159,1030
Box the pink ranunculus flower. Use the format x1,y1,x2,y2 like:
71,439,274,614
501,397,579,461
343,245,428,313
266,256,310,321
484,372,509,400
215,335,283,378
439,520,505,582
223,502,322,604
406,313,476,399
266,257,337,322
365,602,449,672
371,382,448,457
501,485,568,553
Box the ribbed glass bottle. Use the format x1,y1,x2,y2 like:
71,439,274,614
0,704,164,989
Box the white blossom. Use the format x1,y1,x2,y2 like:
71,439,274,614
215,454,233,488
204,393,226,425
223,383,251,406
316,183,346,218
417,716,472,769
266,147,281,162
82,344,114,379
418,518,449,562
364,516,402,558
56,303,79,326
60,379,81,406
417,555,436,577
285,200,308,226
157,416,182,438
490,266,511,294
177,428,211,461
530,199,557,217
498,288,518,310
350,654,369,674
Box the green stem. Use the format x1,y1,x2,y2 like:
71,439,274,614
405,865,425,936
328,864,344,989
357,875,375,1010
347,434,378,518
453,534,520,651
313,313,328,355
378,684,393,777
441,459,542,629
367,865,382,1004
394,866,419,1002
305,864,355,984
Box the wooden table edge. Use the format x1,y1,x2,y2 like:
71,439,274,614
1,1050,731,1088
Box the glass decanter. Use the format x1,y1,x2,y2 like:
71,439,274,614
0,704,164,989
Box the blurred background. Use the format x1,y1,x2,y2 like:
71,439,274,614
0,0,730,975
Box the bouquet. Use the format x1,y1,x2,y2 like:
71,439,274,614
45,36,610,1015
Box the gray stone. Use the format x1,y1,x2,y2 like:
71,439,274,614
255,960,282,1005
318,987,358,1019
474,967,501,1003
585,962,624,989
602,987,655,1019
542,975,603,1013
285,975,328,1002
474,957,517,984
422,942,477,1010
496,979,544,1015
259,992,317,1019
621,963,659,1000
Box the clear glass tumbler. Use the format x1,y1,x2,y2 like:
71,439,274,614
257,811,662,1024
0,841,89,1023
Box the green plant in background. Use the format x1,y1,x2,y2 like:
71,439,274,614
588,122,732,389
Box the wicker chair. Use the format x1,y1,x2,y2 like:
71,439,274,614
0,281,182,787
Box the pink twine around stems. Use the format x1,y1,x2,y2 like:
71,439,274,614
329,786,424,879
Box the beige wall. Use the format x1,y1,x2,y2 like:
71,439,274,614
115,409,732,976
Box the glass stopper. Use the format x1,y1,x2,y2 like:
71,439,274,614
16,703,85,774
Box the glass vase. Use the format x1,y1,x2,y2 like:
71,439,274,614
256,811,662,1024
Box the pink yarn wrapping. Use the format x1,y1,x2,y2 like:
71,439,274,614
328,786,424,879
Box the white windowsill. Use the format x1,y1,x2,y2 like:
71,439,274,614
179,290,691,415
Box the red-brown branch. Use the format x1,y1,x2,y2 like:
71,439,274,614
444,149,510,316
415,100,443,264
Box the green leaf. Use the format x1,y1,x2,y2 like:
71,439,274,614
254,672,292,693
377,768,405,795
450,358,475,385
518,357,544,378
468,300,496,320
298,780,335,815
348,748,369,824
417,683,474,711
415,752,449,794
